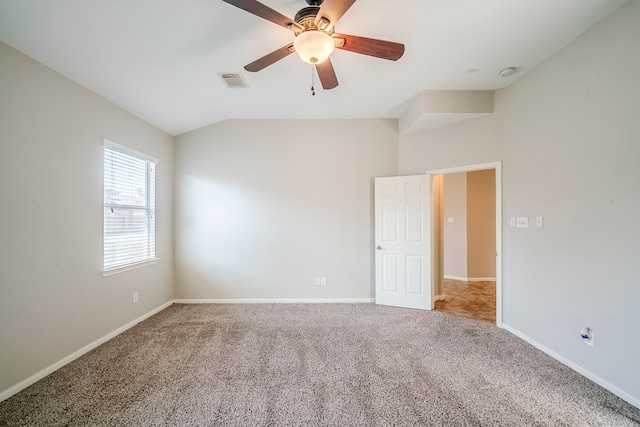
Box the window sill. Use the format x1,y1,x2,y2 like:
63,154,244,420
102,258,159,277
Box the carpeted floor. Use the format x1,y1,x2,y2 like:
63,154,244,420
1,303,639,426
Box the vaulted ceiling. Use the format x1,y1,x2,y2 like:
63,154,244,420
0,0,627,135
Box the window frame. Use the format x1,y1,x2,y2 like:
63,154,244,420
102,139,159,277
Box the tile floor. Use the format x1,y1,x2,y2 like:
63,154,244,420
434,279,496,324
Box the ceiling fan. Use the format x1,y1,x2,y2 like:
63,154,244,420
221,0,405,90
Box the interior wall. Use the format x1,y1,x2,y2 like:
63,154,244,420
0,42,174,394
399,114,503,175
466,169,496,279
443,173,467,279
174,119,398,300
399,0,639,404
498,0,639,402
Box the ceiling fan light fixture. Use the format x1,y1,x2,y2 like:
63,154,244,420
293,30,335,64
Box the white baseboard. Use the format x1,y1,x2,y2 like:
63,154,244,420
0,301,173,403
502,323,640,409
444,275,496,282
174,298,375,304
444,275,468,281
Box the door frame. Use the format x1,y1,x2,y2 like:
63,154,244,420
426,161,502,326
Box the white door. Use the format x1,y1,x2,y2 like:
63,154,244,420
374,175,431,310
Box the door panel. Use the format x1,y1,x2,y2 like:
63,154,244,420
406,203,423,242
375,175,431,310
382,255,399,292
382,204,398,241
406,256,424,295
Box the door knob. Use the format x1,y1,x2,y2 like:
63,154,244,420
377,246,382,250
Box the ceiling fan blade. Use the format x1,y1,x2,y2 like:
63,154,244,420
222,0,297,30
244,43,294,72
333,33,405,61
314,0,356,31
315,58,339,90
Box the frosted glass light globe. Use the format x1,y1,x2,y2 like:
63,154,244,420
293,31,335,65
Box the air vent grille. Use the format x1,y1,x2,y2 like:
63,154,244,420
219,73,248,88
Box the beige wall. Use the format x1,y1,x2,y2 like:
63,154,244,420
443,171,496,280
399,0,640,404
0,42,174,394
443,173,467,279
399,113,503,175
174,119,398,300
497,0,639,400
466,169,496,279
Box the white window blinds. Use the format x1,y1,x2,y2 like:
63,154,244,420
103,140,157,273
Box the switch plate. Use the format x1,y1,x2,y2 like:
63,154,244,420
516,217,529,228
320,277,327,286
133,292,139,303
536,216,544,228
510,217,516,227
447,217,454,223
315,277,321,285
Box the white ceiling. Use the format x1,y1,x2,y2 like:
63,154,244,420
0,0,627,136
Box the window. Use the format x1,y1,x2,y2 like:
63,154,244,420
103,139,157,275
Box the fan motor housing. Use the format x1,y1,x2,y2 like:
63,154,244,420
295,7,319,24
294,6,334,35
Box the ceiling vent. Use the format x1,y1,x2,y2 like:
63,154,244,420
219,73,248,88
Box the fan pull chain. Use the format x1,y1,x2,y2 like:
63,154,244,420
310,65,316,96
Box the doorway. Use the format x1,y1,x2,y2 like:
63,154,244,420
428,162,502,326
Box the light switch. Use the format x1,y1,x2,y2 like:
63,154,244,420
448,217,454,223
536,216,544,228
510,217,516,227
516,217,529,228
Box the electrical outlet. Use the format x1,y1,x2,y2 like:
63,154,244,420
580,327,594,347
133,292,139,303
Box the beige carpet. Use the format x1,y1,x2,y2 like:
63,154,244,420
1,303,639,426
